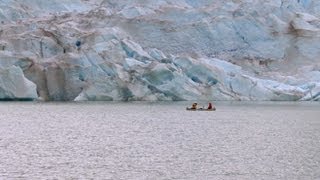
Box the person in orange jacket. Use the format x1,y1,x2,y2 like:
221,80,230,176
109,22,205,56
191,103,198,110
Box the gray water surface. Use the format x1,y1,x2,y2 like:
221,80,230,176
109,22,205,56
0,102,319,179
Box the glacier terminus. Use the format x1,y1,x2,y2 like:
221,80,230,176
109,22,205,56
0,0,319,101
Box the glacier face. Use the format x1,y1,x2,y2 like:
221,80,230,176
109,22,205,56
0,0,319,101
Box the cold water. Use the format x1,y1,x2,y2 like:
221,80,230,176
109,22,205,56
0,101,319,179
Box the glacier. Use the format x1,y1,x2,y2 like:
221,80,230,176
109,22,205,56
0,0,319,101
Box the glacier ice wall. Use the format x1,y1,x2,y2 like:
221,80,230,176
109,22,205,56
0,0,319,101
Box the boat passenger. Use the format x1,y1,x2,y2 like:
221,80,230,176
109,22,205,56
207,102,213,110
191,103,198,110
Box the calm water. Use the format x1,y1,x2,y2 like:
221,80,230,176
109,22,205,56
0,101,319,180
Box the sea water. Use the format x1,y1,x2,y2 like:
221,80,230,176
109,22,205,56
0,101,319,179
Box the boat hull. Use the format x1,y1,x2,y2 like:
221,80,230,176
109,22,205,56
186,107,216,111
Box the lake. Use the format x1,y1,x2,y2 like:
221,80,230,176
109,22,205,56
0,101,319,179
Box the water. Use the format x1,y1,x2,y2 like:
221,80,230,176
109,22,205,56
0,101,319,180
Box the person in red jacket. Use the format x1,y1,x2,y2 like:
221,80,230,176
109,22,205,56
207,102,216,110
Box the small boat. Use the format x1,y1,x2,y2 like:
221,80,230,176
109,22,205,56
186,107,216,111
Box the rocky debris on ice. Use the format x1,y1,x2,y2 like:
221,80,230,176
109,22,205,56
0,0,319,101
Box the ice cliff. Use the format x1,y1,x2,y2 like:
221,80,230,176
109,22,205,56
0,0,319,101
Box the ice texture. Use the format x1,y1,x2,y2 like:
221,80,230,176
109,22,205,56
0,0,319,101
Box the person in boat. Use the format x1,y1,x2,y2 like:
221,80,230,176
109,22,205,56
207,102,216,110
191,103,198,110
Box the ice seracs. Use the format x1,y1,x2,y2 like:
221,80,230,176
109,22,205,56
0,0,319,101
0,66,37,100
